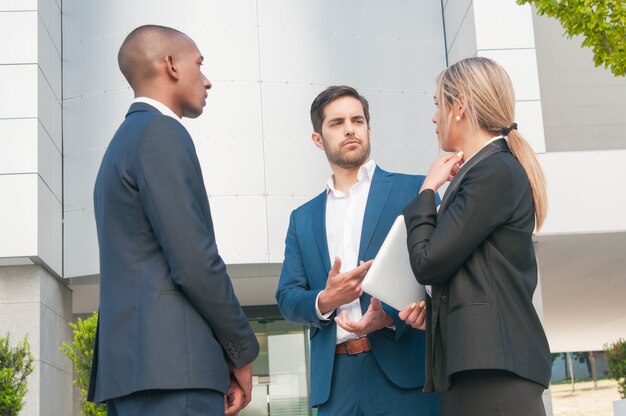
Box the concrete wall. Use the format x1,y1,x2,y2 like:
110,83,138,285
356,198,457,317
0,265,73,416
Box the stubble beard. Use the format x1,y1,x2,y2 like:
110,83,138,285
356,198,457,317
322,134,371,169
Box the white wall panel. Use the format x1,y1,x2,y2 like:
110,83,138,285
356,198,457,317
374,144,439,178
473,0,535,50
532,9,626,152
38,123,62,199
0,174,37,258
515,100,545,153
446,5,477,65
477,49,541,101
266,196,313,263
185,82,262,141
259,0,441,43
37,0,61,53
260,26,442,92
0,11,37,63
0,119,38,174
63,147,105,211
37,68,61,151
63,89,133,155
209,196,268,264
0,0,36,9
264,135,329,196
366,90,439,148
538,150,626,234
63,33,127,99
188,25,259,83
63,209,99,278
0,65,38,118
37,177,62,275
261,83,319,141
38,16,61,100
190,135,266,196
443,0,473,54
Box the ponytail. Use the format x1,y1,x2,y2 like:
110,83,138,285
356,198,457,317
507,130,547,230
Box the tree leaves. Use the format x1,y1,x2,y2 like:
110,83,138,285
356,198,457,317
60,312,106,416
0,334,34,416
517,0,626,76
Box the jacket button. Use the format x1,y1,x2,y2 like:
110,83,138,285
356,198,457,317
441,295,449,304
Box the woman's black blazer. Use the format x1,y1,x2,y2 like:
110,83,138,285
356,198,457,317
403,139,551,392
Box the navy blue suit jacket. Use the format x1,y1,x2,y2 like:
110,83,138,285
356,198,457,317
276,166,432,407
88,103,259,403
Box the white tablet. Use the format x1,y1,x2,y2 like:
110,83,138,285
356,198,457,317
361,215,426,311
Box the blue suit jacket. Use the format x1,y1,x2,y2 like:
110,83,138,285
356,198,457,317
276,166,432,407
88,103,259,403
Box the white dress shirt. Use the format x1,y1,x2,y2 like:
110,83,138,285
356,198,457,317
133,97,181,124
315,160,376,344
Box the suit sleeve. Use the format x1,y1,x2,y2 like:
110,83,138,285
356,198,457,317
136,117,259,368
403,158,513,286
275,211,333,328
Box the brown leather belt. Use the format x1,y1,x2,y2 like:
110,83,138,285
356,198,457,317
335,337,372,355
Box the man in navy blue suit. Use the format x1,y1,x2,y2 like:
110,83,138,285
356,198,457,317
88,25,259,416
276,86,439,415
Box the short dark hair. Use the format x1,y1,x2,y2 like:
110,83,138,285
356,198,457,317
310,86,370,133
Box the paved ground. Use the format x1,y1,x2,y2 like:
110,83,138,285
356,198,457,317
551,379,621,416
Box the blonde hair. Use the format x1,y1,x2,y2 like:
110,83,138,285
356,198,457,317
436,57,547,230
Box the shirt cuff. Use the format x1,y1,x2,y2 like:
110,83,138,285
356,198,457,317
315,291,334,321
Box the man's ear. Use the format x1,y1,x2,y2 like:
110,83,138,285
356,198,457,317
165,55,179,81
311,132,324,150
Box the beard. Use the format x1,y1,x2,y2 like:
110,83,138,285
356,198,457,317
321,134,371,169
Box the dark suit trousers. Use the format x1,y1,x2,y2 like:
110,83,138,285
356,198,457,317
106,389,224,416
441,370,546,416
317,352,439,416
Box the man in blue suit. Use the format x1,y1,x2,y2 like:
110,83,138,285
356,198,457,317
276,86,439,415
88,25,259,415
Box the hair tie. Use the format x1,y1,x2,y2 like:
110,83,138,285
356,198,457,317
501,122,518,136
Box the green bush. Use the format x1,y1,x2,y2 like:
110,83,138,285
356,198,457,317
0,334,34,415
60,312,105,416
604,338,626,399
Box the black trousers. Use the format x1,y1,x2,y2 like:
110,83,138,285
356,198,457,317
106,388,224,416
440,370,546,416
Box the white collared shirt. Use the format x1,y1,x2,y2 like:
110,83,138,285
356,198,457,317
315,160,376,344
133,97,181,123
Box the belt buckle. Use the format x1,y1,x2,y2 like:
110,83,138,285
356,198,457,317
345,339,358,355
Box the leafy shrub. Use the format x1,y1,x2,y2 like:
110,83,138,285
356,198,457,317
0,334,34,415
604,338,626,399
60,312,106,416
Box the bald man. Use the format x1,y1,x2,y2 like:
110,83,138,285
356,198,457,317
87,25,259,416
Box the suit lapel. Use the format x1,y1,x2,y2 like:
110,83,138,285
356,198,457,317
358,167,394,261
438,139,508,216
311,191,332,273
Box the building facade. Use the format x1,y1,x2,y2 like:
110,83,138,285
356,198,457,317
1,0,624,414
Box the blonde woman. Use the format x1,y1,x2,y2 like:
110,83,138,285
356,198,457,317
399,57,551,415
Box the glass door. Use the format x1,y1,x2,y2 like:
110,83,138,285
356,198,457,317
241,319,311,416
